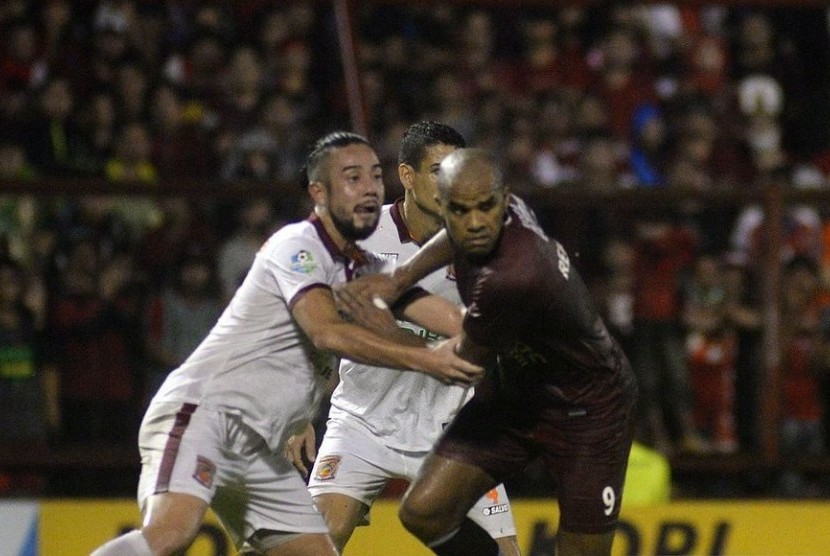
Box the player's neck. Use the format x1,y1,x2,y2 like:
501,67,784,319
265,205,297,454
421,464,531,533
316,207,355,254
401,198,440,246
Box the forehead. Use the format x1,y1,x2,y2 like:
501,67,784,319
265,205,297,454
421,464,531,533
419,143,458,168
447,167,500,203
328,143,379,169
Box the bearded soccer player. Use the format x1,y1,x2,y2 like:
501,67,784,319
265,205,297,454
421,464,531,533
91,133,482,556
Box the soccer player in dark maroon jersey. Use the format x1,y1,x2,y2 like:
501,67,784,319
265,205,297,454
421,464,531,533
336,148,638,556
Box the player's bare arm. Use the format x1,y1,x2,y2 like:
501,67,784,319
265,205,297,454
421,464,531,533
456,331,495,368
398,292,464,338
334,229,455,307
292,287,483,385
336,284,463,339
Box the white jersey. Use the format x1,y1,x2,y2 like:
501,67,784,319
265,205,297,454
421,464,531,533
328,201,472,451
151,215,384,452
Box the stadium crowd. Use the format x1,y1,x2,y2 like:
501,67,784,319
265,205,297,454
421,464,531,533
2,0,830,498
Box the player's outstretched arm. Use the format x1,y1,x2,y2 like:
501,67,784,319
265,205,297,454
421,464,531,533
293,287,483,385
334,229,455,307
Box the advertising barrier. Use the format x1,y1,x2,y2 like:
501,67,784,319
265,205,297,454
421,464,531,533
1,499,829,555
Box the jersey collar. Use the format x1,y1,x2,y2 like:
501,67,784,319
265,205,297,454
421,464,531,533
390,198,416,245
307,212,368,269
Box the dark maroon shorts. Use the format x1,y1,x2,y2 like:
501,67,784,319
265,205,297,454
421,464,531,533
434,379,636,534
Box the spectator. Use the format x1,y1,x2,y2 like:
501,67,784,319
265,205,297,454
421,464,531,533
114,59,150,122
23,77,77,176
631,215,705,453
72,88,117,176
105,121,158,184
142,251,223,404
163,29,227,104
778,256,828,495
214,45,265,143
683,253,738,453
0,257,55,445
137,197,218,291
630,103,668,187
221,130,280,183
148,83,214,180
216,198,279,300
589,25,658,139
0,17,48,96
721,251,763,452
47,238,144,445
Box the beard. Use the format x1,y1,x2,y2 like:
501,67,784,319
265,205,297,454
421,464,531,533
331,210,378,241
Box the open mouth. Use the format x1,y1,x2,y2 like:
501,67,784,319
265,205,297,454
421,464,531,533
355,203,379,215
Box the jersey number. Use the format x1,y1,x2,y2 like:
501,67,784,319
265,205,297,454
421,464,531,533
602,486,616,516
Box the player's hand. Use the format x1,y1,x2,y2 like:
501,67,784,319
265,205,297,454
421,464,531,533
285,423,317,478
334,273,403,316
335,283,399,335
420,336,485,386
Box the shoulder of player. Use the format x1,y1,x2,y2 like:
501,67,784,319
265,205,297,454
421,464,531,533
260,221,335,263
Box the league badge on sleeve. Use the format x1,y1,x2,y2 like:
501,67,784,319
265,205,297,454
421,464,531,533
290,250,317,274
314,455,341,481
193,455,217,488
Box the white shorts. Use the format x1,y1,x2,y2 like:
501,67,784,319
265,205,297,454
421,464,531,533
137,402,329,549
307,419,517,539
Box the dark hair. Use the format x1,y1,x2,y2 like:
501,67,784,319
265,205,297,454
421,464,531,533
398,121,466,168
298,131,371,189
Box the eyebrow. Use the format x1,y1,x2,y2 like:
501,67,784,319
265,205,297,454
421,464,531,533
340,163,383,172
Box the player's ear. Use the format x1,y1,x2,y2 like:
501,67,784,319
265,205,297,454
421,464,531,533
308,180,328,206
399,163,415,192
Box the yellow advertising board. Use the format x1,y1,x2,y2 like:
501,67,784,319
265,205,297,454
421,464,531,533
33,499,830,555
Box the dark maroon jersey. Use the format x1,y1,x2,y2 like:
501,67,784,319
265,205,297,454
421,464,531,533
455,195,634,409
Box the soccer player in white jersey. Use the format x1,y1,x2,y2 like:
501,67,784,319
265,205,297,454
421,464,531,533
91,132,484,556
287,122,520,555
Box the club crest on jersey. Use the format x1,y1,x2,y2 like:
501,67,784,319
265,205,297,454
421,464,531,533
290,250,317,274
192,455,216,488
314,455,341,481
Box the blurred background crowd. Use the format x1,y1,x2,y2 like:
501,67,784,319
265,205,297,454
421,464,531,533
2,0,830,499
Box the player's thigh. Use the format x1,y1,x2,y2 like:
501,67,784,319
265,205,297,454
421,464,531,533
214,424,330,551
137,403,222,515
142,491,209,549
312,492,369,547
307,420,398,508
544,406,635,534
404,454,498,523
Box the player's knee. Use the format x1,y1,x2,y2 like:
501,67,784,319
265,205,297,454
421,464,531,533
399,495,443,539
323,517,356,551
142,522,200,555
556,529,614,556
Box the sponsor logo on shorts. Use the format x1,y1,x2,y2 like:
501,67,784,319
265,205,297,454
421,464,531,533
192,455,216,488
314,455,341,481
290,250,317,274
482,503,510,517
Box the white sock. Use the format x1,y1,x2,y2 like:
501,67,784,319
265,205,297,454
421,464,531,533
90,529,152,556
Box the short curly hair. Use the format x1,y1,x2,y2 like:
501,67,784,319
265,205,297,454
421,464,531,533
398,121,466,169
